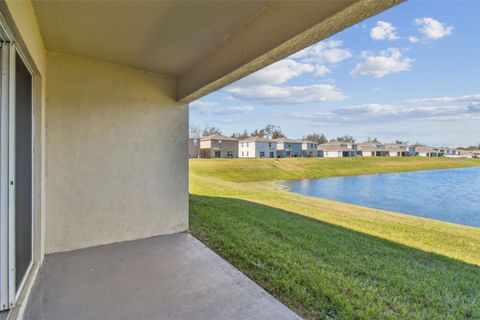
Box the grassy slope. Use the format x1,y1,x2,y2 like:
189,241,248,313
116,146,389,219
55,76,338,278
189,157,480,319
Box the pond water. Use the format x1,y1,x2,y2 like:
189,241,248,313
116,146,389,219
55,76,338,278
281,167,480,227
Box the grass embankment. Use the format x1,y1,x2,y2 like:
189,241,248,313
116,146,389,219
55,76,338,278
189,157,480,319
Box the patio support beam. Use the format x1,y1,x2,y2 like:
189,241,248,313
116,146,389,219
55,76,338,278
177,0,404,103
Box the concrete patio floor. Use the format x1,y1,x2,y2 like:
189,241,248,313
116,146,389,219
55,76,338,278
24,233,300,320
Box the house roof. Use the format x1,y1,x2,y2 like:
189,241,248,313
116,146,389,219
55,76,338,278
273,138,303,144
321,141,353,146
318,145,354,152
357,141,381,146
200,134,238,141
415,146,436,152
384,144,407,152
30,1,399,102
240,137,275,143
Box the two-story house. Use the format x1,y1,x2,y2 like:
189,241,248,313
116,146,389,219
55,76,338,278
318,141,358,157
384,143,411,157
189,136,200,158
301,141,318,157
200,135,238,158
356,141,388,157
239,137,277,158
415,146,439,157
275,138,303,158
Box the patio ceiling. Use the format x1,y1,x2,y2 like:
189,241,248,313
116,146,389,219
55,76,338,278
31,0,403,102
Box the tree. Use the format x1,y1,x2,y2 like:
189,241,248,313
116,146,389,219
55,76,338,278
457,144,480,151
336,134,355,143
304,133,328,145
202,126,222,136
250,129,266,138
395,140,408,145
249,124,285,139
271,128,286,139
189,125,202,138
263,124,285,139
367,137,380,143
231,129,249,140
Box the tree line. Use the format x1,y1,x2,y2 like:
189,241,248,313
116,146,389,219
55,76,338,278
190,124,355,145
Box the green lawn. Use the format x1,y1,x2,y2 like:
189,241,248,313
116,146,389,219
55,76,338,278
189,157,480,319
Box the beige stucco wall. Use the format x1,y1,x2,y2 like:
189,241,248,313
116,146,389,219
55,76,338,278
45,52,188,253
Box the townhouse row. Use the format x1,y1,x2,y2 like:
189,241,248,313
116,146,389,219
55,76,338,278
189,135,480,159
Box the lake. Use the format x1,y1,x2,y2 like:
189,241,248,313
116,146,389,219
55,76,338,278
282,167,480,227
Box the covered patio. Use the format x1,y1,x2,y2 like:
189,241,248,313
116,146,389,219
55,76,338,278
0,1,401,319
24,233,299,320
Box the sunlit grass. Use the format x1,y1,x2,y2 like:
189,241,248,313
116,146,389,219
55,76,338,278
189,157,480,319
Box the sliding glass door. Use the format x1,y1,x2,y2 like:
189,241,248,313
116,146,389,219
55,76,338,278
14,51,33,291
0,40,34,311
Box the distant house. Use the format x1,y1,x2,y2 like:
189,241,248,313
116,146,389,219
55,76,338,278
384,143,412,157
189,137,200,158
457,150,480,158
239,137,277,158
275,138,303,158
317,141,357,157
434,147,460,157
415,146,440,157
199,135,239,158
356,141,388,157
301,141,318,157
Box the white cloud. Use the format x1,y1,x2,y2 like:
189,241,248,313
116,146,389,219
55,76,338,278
468,102,480,113
314,65,331,76
189,100,218,111
226,84,346,104
222,39,352,105
406,94,480,104
351,48,412,78
233,59,314,87
292,40,352,64
225,106,255,113
408,36,419,43
415,17,453,39
190,100,254,115
370,21,398,41
288,101,480,124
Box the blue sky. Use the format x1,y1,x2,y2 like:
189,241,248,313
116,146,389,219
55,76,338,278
190,0,480,147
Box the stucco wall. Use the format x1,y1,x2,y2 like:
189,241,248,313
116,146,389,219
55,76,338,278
45,52,188,253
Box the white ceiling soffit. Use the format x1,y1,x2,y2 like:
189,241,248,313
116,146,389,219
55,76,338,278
31,0,404,103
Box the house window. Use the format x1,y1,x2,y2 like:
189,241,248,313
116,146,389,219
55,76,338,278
242,151,244,156
260,152,265,158
287,144,291,148
226,151,233,157
247,142,249,147
247,151,249,156
268,142,272,147
311,144,314,148
193,139,198,146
